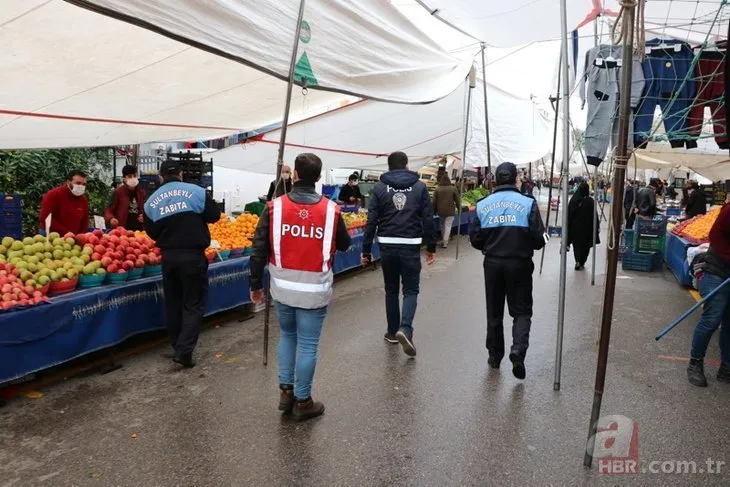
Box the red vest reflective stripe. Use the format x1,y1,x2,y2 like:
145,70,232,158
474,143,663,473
268,195,339,272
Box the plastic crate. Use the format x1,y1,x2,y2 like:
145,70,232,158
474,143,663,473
622,251,662,272
0,194,21,209
665,207,681,217
618,229,634,260
244,201,266,216
634,216,667,237
548,225,562,237
634,233,665,253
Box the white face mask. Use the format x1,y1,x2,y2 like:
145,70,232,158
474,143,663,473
282,173,291,180
71,184,86,196
125,177,139,188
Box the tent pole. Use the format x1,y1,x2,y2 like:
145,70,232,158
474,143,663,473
264,0,307,367
539,50,562,275
456,68,476,260
584,1,636,468
554,0,571,392
480,44,493,188
591,16,599,287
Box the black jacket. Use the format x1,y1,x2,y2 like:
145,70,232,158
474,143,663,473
469,185,546,259
362,169,436,254
143,178,220,252
267,179,292,201
685,189,707,218
250,182,351,291
338,184,363,204
636,186,657,217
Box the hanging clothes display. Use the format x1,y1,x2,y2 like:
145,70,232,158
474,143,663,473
686,50,727,150
634,38,696,148
579,44,645,166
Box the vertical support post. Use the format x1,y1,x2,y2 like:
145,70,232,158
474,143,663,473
584,2,636,468
264,0,307,366
554,0,572,392
456,67,476,260
480,44,493,187
591,165,598,286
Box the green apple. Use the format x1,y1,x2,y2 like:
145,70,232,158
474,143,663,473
48,232,60,241
26,279,36,288
27,263,38,273
20,270,32,282
10,241,23,251
38,275,50,285
67,269,78,279
33,235,45,243
1,237,14,248
81,247,93,256
22,237,34,246
81,255,91,264
52,238,64,247
52,249,64,260
96,268,106,275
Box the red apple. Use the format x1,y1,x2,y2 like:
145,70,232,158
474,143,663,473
92,229,103,238
24,286,33,295
75,234,88,245
91,252,102,261
19,292,29,300
5,264,14,272
109,235,120,245
101,256,113,267
139,255,149,264
93,245,106,255
134,259,144,268
33,291,43,298
63,232,75,239
107,263,119,273
117,269,126,274
125,254,135,262
122,261,134,271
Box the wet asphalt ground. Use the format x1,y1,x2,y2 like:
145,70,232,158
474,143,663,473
2,223,730,486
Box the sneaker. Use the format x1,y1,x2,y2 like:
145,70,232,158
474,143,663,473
279,385,294,413
717,363,730,383
487,356,501,369
395,329,417,357
384,333,399,344
509,352,526,380
687,359,708,387
292,397,325,422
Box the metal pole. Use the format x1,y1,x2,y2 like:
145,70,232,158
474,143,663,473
539,50,562,275
591,17,600,287
456,67,477,260
480,44,493,188
264,0,307,366
591,165,598,285
554,0,571,391
585,2,636,468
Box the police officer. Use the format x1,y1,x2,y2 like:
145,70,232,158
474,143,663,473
469,162,547,379
250,153,351,421
362,151,436,357
143,160,220,368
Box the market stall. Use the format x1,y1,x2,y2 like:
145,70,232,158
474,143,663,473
664,205,722,288
0,257,254,385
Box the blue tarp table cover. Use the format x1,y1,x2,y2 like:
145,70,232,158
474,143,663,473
333,231,381,274
434,209,475,236
0,257,254,385
664,233,694,287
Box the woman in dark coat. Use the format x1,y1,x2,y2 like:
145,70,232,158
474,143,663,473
567,182,600,270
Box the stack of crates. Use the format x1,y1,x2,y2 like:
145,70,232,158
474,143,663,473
618,229,634,261
0,194,22,240
622,216,666,272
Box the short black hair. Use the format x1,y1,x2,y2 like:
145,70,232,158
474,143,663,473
388,152,408,170
68,170,87,180
122,165,138,177
294,153,322,184
348,173,358,182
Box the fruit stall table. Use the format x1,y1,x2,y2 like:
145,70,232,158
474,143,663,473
664,233,694,287
434,208,475,236
0,257,254,385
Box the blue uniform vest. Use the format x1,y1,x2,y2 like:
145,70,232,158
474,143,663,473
144,181,206,222
476,190,532,229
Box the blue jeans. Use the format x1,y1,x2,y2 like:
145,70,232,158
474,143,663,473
275,302,328,399
380,245,422,338
690,273,730,364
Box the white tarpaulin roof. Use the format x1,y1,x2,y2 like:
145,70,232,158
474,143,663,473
211,56,559,174
0,0,471,149
415,0,728,47
631,138,730,182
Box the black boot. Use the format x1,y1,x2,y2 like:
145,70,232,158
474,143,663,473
717,363,730,383
687,359,708,387
487,355,501,369
509,352,526,380
279,384,294,412
173,353,196,368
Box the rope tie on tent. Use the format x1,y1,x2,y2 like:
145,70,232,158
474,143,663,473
611,0,646,61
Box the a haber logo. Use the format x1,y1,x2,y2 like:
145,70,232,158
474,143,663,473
587,415,639,475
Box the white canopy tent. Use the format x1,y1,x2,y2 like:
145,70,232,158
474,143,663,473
0,0,472,149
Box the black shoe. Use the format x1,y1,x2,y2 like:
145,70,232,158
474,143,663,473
509,352,526,380
575,263,581,270
395,329,417,357
173,353,196,368
292,397,325,422
717,363,730,383
384,333,399,344
687,359,708,387
487,356,501,369
279,385,294,412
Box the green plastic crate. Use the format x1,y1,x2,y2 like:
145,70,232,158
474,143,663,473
633,233,665,254
244,201,266,216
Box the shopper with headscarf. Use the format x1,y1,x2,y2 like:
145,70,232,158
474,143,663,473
567,182,600,270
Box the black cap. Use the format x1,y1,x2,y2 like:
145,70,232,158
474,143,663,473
495,162,517,185
160,160,181,176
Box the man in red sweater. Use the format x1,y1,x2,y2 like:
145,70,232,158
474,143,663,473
688,202,730,387
38,170,89,235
